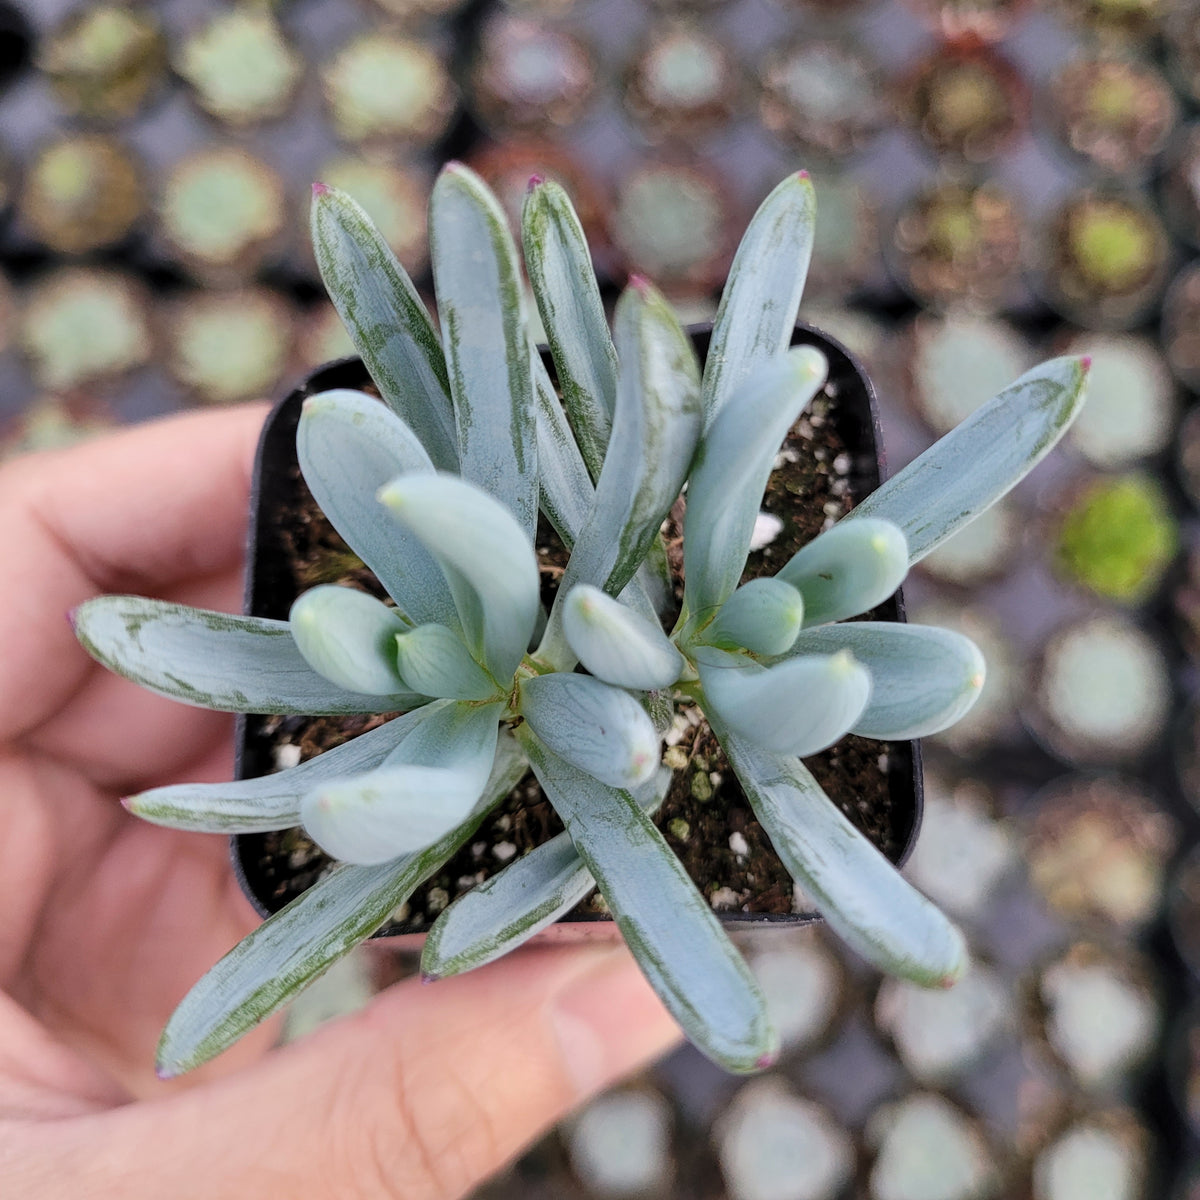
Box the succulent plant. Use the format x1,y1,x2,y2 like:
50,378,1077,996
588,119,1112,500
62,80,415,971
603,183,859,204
71,165,1089,1078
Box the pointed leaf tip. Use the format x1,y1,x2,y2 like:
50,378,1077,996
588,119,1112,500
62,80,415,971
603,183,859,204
628,273,650,293
796,169,809,180
1080,355,1092,371
527,173,544,190
312,181,330,197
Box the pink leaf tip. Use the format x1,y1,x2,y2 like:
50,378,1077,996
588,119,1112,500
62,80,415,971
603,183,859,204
754,1052,778,1071
527,173,545,191
155,1063,178,1081
65,608,77,631
628,273,651,294
1080,355,1092,371
312,181,330,197
796,169,810,180
420,971,439,985
118,796,133,811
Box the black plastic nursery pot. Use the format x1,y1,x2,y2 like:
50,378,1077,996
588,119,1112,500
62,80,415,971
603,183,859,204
231,323,924,941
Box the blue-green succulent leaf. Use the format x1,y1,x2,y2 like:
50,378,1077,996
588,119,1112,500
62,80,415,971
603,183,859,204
776,518,908,627
517,728,776,1073
302,764,485,865
523,178,618,480
556,280,702,600
289,586,410,696
845,356,1091,562
714,719,968,987
297,390,459,631
430,164,538,537
683,348,828,620
378,473,540,681
532,346,594,548
72,597,421,714
394,623,499,701
124,712,421,833
156,730,527,1077
699,652,870,757
310,185,457,471
422,768,670,979
562,584,684,690
300,700,503,864
706,578,805,656
703,172,817,427
780,623,986,740
519,673,660,790
530,337,671,642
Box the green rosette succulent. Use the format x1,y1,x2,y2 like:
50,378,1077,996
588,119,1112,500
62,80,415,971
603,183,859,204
71,165,1090,1077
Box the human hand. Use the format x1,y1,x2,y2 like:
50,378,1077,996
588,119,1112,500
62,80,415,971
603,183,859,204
0,406,679,1198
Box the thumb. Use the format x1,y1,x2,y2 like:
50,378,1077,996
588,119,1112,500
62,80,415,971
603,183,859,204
32,946,681,1200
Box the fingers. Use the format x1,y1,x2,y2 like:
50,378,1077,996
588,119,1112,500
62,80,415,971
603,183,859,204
0,404,265,748
0,403,267,592
0,993,128,1119
44,946,681,1200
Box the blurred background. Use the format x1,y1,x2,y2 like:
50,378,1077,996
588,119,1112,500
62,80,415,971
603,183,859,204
3,0,1200,1196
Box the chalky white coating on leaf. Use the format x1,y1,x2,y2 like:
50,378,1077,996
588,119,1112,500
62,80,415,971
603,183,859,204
712,717,969,989
781,623,986,741
157,731,528,1077
518,728,777,1074
289,585,410,696
699,651,871,758
430,164,538,537
302,765,485,865
846,355,1091,562
523,178,618,480
300,700,502,864
378,473,539,682
310,186,457,470
298,389,459,631
683,348,828,620
552,281,702,602
519,672,661,789
531,344,594,547
71,596,422,714
777,518,908,627
422,768,669,979
562,584,684,690
707,577,805,656
393,623,499,700
125,711,421,833
703,171,817,428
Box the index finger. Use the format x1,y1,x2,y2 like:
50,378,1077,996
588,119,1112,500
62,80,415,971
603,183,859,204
3,403,269,593
0,404,268,746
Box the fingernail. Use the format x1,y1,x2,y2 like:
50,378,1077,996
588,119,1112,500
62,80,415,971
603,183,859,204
549,951,680,1097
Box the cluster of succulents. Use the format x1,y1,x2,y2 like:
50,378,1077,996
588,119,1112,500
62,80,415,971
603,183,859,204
72,165,1088,1076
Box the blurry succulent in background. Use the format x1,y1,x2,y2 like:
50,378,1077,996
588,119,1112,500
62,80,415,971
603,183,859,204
72,165,1089,1077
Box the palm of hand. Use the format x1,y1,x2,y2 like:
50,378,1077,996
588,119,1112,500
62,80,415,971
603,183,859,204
0,407,273,1112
